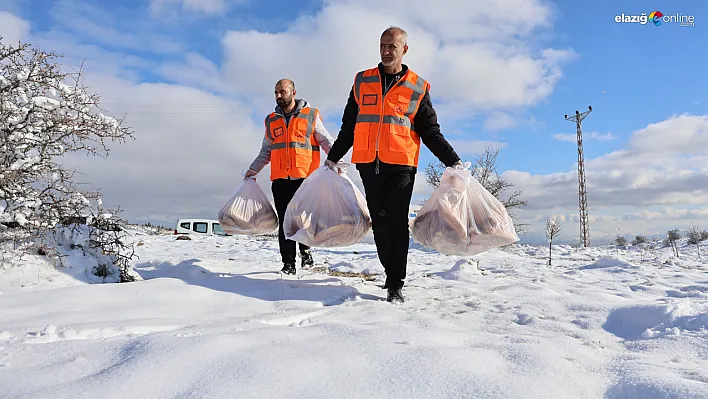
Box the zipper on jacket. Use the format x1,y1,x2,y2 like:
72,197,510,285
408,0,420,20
375,96,381,175
284,112,290,178
375,72,403,175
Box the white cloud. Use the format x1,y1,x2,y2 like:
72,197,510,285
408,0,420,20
583,114,708,175
530,213,618,224
0,4,597,239
28,31,154,80
214,0,576,117
593,132,616,140
150,0,233,14
159,53,226,94
553,131,616,142
508,113,708,238
447,140,508,156
629,114,708,155
1,13,263,225
0,11,29,42
49,0,184,54
483,111,516,131
58,73,264,225
552,134,574,142
518,207,708,244
622,208,708,221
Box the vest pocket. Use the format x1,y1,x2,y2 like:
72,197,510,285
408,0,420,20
293,118,309,138
272,147,284,172
292,144,313,168
394,94,410,116
388,131,413,152
387,119,413,153
353,123,370,150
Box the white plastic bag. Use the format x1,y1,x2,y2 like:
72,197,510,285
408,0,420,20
218,178,278,235
284,165,371,247
412,163,519,256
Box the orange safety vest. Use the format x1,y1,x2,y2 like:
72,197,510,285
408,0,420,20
265,107,321,180
350,67,429,167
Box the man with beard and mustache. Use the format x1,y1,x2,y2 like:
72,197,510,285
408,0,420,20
245,79,335,275
324,26,464,303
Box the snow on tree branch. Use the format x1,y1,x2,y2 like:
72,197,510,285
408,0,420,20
1,37,133,227
1,36,136,282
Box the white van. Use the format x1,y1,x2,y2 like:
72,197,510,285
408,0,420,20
408,205,422,230
174,219,230,236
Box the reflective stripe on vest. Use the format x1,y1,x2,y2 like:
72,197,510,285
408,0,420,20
350,67,429,167
265,107,321,180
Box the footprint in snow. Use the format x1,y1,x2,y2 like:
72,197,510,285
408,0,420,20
259,311,325,327
175,332,202,337
572,319,591,329
515,314,534,325
0,345,10,367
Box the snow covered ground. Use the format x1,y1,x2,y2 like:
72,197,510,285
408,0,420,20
1,228,707,398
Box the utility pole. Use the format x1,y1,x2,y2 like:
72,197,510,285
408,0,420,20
565,106,592,247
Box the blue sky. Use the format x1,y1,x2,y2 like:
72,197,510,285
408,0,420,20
1,0,707,244
8,1,705,174
526,1,707,173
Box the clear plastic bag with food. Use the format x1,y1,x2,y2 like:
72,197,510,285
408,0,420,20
284,165,371,247
218,177,278,235
412,163,519,256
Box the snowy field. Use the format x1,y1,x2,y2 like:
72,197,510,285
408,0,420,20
1,227,707,399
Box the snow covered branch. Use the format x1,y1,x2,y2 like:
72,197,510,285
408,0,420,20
1,37,136,281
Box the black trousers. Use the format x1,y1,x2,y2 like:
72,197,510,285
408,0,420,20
360,168,416,290
271,178,310,264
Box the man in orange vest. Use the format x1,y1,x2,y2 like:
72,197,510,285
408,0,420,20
325,26,464,303
245,79,335,275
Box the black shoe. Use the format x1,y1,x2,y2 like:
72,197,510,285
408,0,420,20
281,262,296,275
386,287,404,303
300,250,314,268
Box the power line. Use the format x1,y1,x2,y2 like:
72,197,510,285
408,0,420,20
565,105,592,248
104,112,250,115
97,104,236,107
97,107,254,116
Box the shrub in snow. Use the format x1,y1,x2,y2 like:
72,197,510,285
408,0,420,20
631,235,647,245
0,37,136,281
133,222,173,235
615,236,628,247
666,229,680,258
686,223,706,258
51,218,135,283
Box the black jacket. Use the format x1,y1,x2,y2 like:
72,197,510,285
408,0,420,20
327,63,461,173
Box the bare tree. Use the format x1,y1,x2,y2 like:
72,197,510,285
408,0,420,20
425,145,528,234
687,223,705,258
1,37,136,281
545,216,562,266
666,229,680,258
